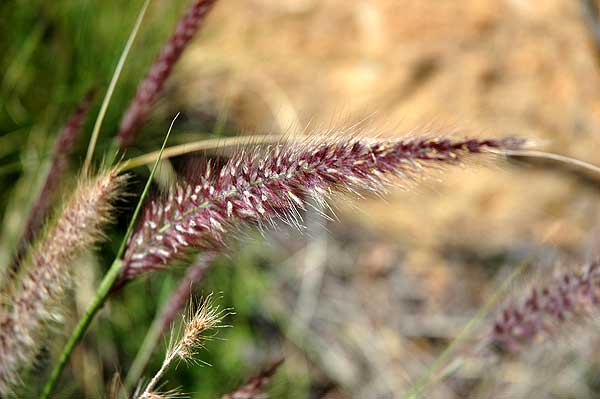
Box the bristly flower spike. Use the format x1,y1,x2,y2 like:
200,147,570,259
123,253,216,390
491,260,600,354
120,135,526,283
117,0,218,147
0,169,124,396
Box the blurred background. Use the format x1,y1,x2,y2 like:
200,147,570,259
4,0,600,397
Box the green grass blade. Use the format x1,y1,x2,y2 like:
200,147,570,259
82,0,152,173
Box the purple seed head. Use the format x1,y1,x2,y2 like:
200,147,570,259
0,169,124,395
119,135,525,284
491,260,600,354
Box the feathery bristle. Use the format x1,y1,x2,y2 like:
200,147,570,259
136,294,227,399
122,253,216,391
117,0,219,147
120,135,525,282
160,253,216,333
175,293,227,361
221,358,283,399
491,260,600,354
0,169,124,395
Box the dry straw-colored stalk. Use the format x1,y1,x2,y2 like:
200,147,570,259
492,259,600,354
136,294,228,399
119,135,525,283
0,169,124,396
221,358,283,399
118,0,219,147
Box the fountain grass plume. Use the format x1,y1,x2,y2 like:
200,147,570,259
118,0,219,147
0,169,124,396
492,259,600,354
119,135,526,283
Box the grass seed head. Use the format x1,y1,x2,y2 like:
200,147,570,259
120,135,525,282
0,169,124,396
491,260,600,354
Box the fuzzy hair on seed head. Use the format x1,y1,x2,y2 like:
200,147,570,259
0,169,125,396
172,293,230,362
491,259,600,354
136,294,228,399
119,134,526,283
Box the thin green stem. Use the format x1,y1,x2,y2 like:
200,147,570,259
40,115,177,399
82,0,152,174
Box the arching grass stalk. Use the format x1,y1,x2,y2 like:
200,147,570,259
120,134,284,170
40,116,177,399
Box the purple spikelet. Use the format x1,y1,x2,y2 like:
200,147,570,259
492,260,600,354
119,136,525,283
18,89,96,253
221,358,284,399
117,0,218,147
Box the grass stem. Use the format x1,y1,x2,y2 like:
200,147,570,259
40,115,177,399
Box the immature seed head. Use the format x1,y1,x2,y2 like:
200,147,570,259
174,294,228,361
137,294,228,399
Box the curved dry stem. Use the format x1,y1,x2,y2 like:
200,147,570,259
120,134,286,170
491,148,600,176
